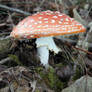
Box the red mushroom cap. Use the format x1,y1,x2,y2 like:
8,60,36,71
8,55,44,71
10,10,86,39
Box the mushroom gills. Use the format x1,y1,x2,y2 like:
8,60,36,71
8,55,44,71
36,37,61,66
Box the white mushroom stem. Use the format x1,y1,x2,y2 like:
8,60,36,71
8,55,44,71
36,37,61,66
37,46,49,66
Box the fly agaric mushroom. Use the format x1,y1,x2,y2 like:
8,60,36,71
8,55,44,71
10,10,86,67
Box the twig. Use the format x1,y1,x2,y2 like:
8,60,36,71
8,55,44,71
86,6,92,19
8,82,14,92
73,46,92,55
8,12,15,27
55,37,92,55
0,4,31,16
39,0,45,8
0,32,10,36
0,57,11,64
66,42,92,55
29,80,37,92
55,0,59,11
0,36,11,40
0,23,6,27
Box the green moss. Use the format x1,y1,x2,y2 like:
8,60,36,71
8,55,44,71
47,67,64,91
55,79,64,92
8,54,23,65
72,66,82,81
47,67,55,88
55,63,64,67
0,39,10,52
36,67,64,92
36,67,43,72
35,89,40,92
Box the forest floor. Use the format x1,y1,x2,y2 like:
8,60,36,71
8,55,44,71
0,0,92,92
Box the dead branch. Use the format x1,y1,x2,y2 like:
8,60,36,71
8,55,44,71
0,4,31,16
0,23,6,27
0,36,10,40
55,37,92,55
0,57,11,64
73,46,92,55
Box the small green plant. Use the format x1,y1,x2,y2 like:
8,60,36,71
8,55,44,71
8,54,23,65
36,67,64,92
